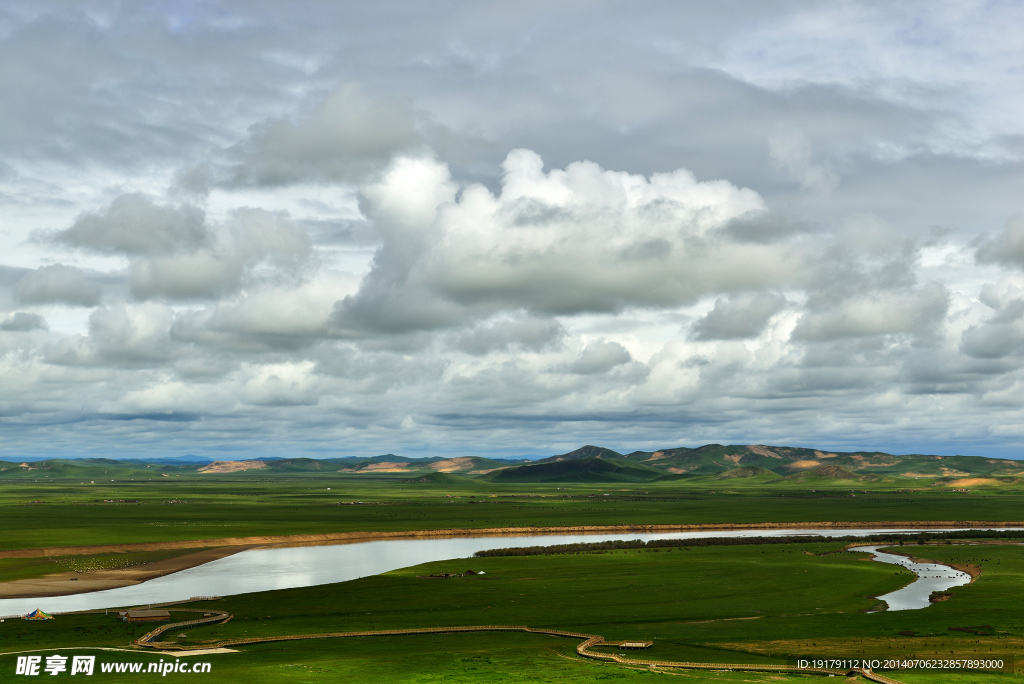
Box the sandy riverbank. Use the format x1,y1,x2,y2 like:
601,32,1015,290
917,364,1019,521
0,546,258,599
1,520,1019,598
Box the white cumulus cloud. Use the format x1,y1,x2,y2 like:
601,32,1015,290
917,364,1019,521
333,150,796,334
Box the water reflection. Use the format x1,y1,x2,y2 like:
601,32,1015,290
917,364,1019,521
0,528,989,615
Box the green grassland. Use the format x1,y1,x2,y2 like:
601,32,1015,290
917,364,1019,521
2,540,1024,682
3,443,1024,682
183,543,909,650
1,477,1024,552
0,638,822,684
2,471,1024,553
4,441,1024,556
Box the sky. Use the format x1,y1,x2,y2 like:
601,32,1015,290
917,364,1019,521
2,1,1024,460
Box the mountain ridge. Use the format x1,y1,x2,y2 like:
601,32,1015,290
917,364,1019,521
2,443,1020,484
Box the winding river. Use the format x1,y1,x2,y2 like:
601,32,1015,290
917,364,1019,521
0,528,988,616
850,545,972,610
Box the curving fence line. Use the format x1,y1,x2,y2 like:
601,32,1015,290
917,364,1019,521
132,615,904,682
133,609,232,645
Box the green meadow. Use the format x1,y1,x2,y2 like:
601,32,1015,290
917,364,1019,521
2,539,1024,682
3,466,1024,682
1,475,1023,551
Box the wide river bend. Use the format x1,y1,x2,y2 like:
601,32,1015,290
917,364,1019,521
0,528,991,616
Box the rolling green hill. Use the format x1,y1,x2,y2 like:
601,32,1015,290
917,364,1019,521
778,463,859,482
401,472,484,487
0,459,162,480
619,443,1024,483
3,442,1022,489
536,445,624,463
259,458,330,472
340,455,509,474
714,466,779,480
329,454,445,464
486,457,664,483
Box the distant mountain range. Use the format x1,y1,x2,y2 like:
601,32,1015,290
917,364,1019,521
1,444,1021,486
490,444,1024,484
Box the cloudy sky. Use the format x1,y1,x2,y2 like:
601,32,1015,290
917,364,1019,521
3,1,1024,460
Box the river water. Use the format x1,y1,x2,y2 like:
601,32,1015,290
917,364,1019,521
849,545,973,611
0,528,988,616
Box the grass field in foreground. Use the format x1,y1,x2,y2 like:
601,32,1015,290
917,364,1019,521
5,540,1024,682
1,476,1024,551
0,638,834,684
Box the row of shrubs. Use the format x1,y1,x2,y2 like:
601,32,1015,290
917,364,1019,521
473,529,1024,557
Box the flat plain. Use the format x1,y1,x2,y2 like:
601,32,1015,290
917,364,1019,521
2,450,1024,683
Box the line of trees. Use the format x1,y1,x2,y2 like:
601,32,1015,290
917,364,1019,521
473,529,1024,557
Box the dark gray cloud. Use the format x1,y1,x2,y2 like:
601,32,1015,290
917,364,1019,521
54,195,313,301
691,292,788,340
129,206,313,301
453,317,565,355
129,252,245,301
44,303,177,368
787,219,951,343
0,265,29,287
793,282,949,342
13,264,102,307
57,194,208,256
564,341,633,375
223,83,423,187
960,321,1024,360
959,286,1024,359
976,216,1024,270
0,311,47,331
